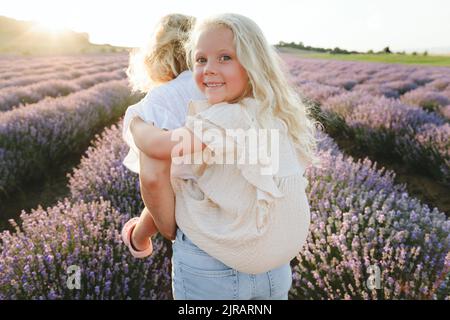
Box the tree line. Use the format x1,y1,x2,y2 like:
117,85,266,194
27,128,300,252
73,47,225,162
276,41,429,56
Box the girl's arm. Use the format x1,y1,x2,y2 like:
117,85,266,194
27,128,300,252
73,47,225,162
130,117,207,160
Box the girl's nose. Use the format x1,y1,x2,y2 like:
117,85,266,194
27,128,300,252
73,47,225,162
203,61,217,75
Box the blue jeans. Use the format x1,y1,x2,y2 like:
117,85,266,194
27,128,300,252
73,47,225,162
171,227,293,300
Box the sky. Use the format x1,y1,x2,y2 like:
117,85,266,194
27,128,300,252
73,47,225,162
1,0,450,53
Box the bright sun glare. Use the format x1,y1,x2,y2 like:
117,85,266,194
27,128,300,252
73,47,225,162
33,18,67,35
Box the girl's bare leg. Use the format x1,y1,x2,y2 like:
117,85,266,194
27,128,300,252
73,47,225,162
131,207,158,251
138,152,176,240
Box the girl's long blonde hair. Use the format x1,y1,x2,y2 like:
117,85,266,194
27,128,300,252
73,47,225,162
185,13,323,168
127,13,196,93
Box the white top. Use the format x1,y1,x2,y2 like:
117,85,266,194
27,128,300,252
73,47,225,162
122,70,204,173
171,98,311,274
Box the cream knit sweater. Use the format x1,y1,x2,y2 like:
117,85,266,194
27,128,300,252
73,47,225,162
171,98,311,274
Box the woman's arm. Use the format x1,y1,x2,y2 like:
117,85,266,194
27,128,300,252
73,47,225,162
130,117,207,160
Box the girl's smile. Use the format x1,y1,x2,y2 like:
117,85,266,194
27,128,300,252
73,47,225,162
203,82,225,88
193,26,250,105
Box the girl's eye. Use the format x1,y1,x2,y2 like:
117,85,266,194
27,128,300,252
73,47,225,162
196,57,206,64
219,55,231,62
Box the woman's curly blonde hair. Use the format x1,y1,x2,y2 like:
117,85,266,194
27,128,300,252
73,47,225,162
127,14,196,93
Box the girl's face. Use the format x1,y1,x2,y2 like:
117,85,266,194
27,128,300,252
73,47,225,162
193,26,250,105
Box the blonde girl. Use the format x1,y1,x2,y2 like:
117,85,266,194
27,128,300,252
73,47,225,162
125,13,321,300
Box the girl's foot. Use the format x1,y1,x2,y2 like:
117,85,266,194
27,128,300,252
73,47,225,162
121,217,153,258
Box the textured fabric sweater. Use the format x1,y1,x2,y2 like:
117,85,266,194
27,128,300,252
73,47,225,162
171,98,311,274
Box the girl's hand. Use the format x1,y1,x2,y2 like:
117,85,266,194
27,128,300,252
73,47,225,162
130,116,207,160
171,126,207,158
129,117,181,159
130,117,169,159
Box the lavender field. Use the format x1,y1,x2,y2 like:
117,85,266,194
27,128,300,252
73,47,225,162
0,53,448,300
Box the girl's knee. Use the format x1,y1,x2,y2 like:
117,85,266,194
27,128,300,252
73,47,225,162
140,163,170,189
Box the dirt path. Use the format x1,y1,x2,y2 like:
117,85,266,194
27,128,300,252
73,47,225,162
0,155,80,232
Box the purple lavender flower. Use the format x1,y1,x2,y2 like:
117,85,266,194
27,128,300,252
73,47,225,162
0,79,141,196
401,87,450,112
0,199,172,299
289,132,449,300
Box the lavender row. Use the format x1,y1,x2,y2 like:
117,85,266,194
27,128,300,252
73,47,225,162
0,62,127,90
65,123,448,299
0,63,125,90
293,134,448,299
342,97,450,185
0,54,127,81
0,80,140,196
0,54,103,69
283,55,450,96
1,58,117,81
0,199,172,299
401,88,450,117
0,55,84,73
0,69,126,112
0,122,171,299
0,53,128,79
283,55,450,119
296,80,450,185
69,124,143,216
